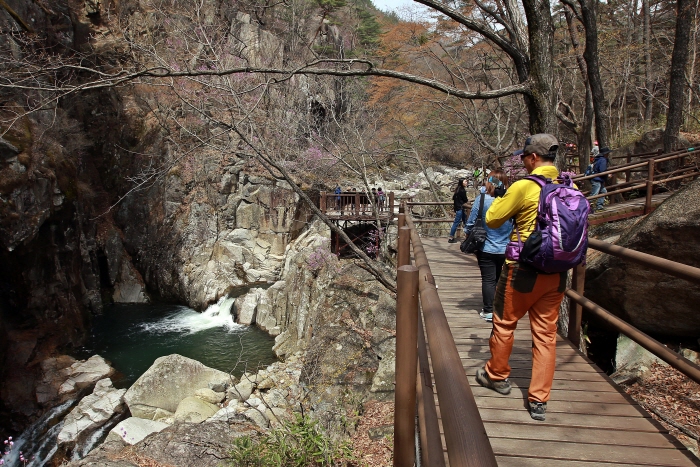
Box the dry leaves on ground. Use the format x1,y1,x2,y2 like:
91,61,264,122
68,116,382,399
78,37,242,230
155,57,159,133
623,362,700,456
351,400,394,467
112,446,178,467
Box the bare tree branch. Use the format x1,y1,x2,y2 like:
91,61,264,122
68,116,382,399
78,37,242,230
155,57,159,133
0,60,530,101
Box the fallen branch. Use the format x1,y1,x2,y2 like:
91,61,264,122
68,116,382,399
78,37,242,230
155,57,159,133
644,403,700,441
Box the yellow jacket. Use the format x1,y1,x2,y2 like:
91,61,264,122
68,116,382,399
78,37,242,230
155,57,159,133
485,165,560,250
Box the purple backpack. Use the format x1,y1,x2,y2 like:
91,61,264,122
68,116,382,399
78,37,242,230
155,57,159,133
505,174,589,273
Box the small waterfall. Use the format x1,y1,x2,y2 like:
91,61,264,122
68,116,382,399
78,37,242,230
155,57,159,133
139,296,242,334
1,399,75,467
72,412,124,461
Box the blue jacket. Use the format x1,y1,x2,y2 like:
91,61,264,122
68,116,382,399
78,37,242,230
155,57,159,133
465,189,514,254
593,155,608,183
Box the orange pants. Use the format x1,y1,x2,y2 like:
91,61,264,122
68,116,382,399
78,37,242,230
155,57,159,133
485,263,567,403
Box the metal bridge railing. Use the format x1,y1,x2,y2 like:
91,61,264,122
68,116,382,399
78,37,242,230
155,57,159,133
566,238,700,384
393,203,498,467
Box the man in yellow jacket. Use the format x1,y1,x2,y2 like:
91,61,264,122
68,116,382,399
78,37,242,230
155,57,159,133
475,134,568,422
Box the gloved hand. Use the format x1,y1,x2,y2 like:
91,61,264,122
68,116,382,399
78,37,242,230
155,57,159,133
494,186,507,198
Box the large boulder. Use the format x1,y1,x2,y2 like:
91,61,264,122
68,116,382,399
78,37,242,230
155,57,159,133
173,396,219,423
68,421,257,467
235,289,262,325
57,379,127,450
585,177,700,336
123,355,231,420
36,355,116,407
107,417,170,445
59,356,115,396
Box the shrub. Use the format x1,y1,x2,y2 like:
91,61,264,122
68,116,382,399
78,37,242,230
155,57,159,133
228,414,355,466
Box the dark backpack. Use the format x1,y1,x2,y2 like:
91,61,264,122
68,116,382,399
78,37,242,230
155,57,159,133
505,174,589,273
460,194,486,254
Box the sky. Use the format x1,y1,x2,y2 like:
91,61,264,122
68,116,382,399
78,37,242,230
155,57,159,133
371,0,433,19
372,0,415,10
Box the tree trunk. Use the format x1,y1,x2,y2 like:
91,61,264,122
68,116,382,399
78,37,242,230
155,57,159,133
663,0,694,152
687,0,699,126
521,0,556,135
564,5,594,175
578,0,609,149
580,86,595,173
643,0,653,122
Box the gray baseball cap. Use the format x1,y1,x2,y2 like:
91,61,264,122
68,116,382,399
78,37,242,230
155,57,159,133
523,134,559,157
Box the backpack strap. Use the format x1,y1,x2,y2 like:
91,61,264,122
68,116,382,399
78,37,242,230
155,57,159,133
523,174,550,224
524,174,548,186
476,192,486,220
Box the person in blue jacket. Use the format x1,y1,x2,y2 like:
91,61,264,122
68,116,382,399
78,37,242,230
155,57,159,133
334,184,342,211
590,147,611,212
464,169,513,322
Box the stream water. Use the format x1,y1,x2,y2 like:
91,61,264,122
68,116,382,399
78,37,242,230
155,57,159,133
74,297,278,387
1,297,278,467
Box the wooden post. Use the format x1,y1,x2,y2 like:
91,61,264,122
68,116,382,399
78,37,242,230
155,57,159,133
394,265,419,467
320,191,327,213
568,262,586,348
644,159,655,214
608,175,616,205
626,152,631,183
354,193,360,216
388,192,395,221
398,226,411,269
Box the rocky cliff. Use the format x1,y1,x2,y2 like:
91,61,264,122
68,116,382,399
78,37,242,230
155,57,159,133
0,0,343,433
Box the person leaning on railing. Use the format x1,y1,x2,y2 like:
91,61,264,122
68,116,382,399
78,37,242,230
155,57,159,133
474,134,569,422
463,169,513,323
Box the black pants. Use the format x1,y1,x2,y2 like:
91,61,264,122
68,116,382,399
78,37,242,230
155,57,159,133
476,250,506,314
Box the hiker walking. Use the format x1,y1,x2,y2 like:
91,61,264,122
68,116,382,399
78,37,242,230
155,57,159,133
377,187,386,212
448,178,469,243
464,169,513,323
475,134,588,422
590,147,611,212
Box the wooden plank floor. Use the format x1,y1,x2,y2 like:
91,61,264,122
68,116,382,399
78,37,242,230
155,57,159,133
588,192,673,225
419,237,699,467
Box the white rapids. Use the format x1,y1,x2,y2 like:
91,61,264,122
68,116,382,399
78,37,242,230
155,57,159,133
138,296,242,334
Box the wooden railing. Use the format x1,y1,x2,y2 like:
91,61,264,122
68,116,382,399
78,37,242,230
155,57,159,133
573,148,699,213
319,191,395,217
406,201,458,223
393,203,498,467
566,238,700,384
401,149,697,226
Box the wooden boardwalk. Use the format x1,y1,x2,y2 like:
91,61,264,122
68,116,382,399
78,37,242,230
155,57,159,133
420,237,699,467
588,192,673,225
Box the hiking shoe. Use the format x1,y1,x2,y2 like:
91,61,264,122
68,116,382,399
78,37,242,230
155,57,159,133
479,310,493,322
528,401,547,421
447,237,457,243
475,368,511,395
